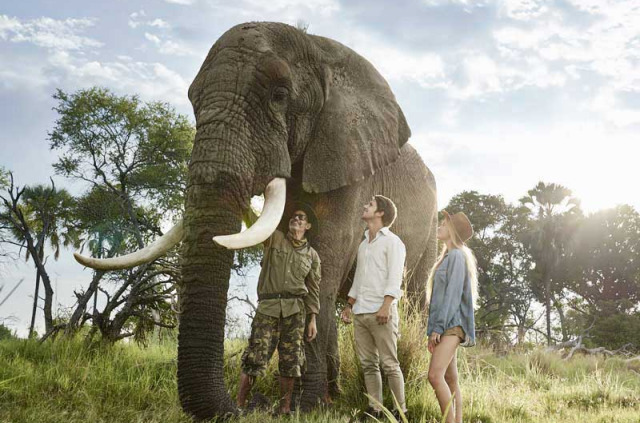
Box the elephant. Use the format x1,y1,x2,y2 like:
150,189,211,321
73,22,438,420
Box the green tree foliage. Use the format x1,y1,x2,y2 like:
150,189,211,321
566,205,640,312
0,167,8,189
520,182,582,344
48,87,194,343
49,87,193,228
563,205,640,351
0,322,15,340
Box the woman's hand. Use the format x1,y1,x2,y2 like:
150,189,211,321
428,332,441,353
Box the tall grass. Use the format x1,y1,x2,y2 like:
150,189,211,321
1,306,638,423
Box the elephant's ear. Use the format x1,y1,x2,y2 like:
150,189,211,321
302,35,411,194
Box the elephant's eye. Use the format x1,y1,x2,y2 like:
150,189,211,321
271,86,289,103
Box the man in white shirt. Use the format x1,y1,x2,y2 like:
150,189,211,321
340,195,407,419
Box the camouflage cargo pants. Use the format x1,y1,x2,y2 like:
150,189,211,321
241,311,306,378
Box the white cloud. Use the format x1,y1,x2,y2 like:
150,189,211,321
422,0,491,12
364,47,447,89
498,0,549,21
128,11,145,28
489,1,640,126
129,11,171,30
0,14,102,51
45,51,191,106
144,32,161,44
148,18,170,28
411,123,639,213
164,0,198,4
219,0,340,17
144,31,197,56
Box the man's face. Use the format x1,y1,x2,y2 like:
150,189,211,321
361,197,383,222
288,209,311,233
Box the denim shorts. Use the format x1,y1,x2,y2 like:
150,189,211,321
443,325,465,342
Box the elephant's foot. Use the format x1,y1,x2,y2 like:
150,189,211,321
294,371,329,412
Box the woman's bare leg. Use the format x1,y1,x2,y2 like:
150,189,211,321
445,351,462,423
428,336,460,423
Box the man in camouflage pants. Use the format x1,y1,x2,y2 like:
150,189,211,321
236,204,321,415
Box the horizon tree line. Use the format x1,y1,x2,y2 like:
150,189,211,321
1,87,638,352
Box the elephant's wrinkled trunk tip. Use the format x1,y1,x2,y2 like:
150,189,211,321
212,177,286,249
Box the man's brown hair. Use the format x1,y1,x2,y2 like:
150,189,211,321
374,195,398,228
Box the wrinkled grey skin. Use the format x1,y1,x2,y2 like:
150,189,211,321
179,22,437,419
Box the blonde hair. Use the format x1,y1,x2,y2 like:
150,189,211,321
426,218,479,309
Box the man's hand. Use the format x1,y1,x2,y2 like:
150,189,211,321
427,332,441,353
376,303,391,325
340,305,352,324
307,315,317,342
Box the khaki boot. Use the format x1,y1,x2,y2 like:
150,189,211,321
236,373,254,408
277,376,295,414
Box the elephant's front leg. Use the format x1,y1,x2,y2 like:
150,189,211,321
293,191,365,410
295,254,357,410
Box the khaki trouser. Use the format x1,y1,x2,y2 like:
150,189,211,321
354,306,406,412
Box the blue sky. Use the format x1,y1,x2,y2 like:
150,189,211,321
1,0,639,335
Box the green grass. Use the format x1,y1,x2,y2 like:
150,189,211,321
1,311,639,423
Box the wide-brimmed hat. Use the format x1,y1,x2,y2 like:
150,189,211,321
281,201,319,235
442,210,473,242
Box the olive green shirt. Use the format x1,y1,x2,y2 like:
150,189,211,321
256,230,321,318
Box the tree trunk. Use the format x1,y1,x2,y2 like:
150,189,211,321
545,275,552,346
555,299,568,342
66,270,104,334
517,323,526,345
42,276,54,334
28,269,41,338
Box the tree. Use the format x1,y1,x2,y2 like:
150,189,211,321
563,205,640,350
520,182,582,345
0,174,79,337
48,87,193,342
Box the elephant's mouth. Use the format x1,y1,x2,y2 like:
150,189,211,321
73,177,287,270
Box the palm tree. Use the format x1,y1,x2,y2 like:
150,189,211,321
0,176,79,337
520,182,581,345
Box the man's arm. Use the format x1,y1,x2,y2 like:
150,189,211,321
376,237,406,324
304,252,321,341
383,237,406,299
303,251,321,316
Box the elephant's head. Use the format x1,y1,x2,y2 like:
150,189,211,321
74,22,410,419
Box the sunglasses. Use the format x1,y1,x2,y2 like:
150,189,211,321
291,213,308,221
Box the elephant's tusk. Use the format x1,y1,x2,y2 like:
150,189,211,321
213,178,286,250
73,221,184,270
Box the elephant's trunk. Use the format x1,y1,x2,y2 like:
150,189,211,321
176,116,266,419
178,203,239,418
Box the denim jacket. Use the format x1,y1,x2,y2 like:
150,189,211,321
426,248,476,347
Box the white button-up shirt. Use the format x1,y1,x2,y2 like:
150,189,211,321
348,226,406,315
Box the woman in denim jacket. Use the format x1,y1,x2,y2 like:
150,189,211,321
426,210,477,423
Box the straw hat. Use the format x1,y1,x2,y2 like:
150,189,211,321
442,210,473,242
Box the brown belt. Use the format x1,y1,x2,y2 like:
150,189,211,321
258,292,307,301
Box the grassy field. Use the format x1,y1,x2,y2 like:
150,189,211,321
0,312,639,423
